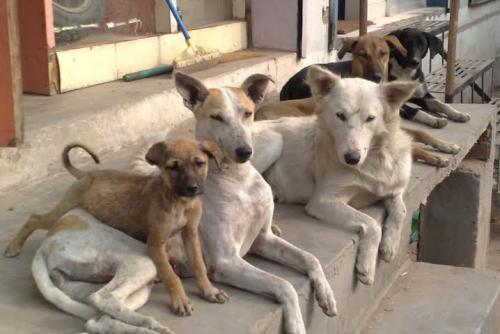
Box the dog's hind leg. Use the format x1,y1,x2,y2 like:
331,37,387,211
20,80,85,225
404,128,460,154
85,315,166,334
379,194,406,262
88,264,171,334
212,256,306,334
305,194,381,285
4,182,85,257
400,104,447,128
412,147,449,167
251,230,337,316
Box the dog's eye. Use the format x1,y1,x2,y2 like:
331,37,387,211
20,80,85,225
210,114,224,122
194,159,206,167
380,50,389,56
244,111,253,119
359,52,368,58
366,115,375,122
167,161,180,171
336,113,346,121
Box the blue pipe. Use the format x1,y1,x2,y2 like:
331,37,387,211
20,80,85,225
164,0,191,40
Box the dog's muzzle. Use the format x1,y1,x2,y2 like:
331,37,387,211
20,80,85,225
344,152,361,165
234,145,253,163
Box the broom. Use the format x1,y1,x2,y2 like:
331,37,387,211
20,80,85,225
165,0,221,72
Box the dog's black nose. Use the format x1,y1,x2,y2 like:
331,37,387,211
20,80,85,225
235,146,253,162
344,152,361,165
372,72,383,82
185,184,200,196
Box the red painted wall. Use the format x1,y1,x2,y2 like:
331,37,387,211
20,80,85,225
0,1,17,146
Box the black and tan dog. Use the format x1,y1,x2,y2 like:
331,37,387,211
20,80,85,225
279,28,470,128
387,28,470,128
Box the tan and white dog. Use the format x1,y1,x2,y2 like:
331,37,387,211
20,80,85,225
132,72,337,334
32,209,172,334
252,66,418,284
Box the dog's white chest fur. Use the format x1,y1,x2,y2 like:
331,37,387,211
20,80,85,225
201,163,274,259
389,58,417,81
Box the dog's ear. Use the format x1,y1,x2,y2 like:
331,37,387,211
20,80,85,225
338,37,357,59
381,81,421,109
307,65,341,98
241,74,275,105
384,35,407,57
425,32,444,59
200,140,224,170
146,141,168,166
174,72,209,112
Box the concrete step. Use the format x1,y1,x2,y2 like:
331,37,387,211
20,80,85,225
361,262,500,334
0,104,495,333
2,49,341,195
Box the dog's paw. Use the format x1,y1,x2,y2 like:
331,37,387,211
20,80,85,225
283,314,306,334
440,143,461,155
170,296,193,316
430,118,448,128
453,112,471,123
271,224,282,237
433,156,450,168
313,278,337,317
145,317,174,334
379,238,398,263
4,244,21,258
356,262,375,285
201,286,229,304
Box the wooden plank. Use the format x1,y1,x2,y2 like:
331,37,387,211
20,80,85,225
445,0,459,102
0,0,22,146
18,0,55,95
359,0,368,35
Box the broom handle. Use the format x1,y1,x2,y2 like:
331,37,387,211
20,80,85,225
164,0,191,42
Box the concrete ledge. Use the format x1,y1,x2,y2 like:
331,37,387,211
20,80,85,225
361,262,500,334
0,105,495,333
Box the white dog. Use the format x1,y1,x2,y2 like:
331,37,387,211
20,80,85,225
133,72,337,334
252,65,419,285
32,208,172,334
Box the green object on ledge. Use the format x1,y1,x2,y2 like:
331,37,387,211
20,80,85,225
122,65,174,82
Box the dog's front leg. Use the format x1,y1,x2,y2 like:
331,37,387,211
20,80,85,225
212,256,306,334
147,234,192,316
379,194,406,262
412,96,471,123
305,195,381,285
251,231,337,316
181,221,229,304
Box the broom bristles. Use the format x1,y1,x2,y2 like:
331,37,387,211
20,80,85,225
173,44,221,72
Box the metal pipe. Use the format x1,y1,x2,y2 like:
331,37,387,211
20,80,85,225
445,0,459,102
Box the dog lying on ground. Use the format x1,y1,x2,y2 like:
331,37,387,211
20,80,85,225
132,72,337,334
32,208,172,334
387,28,470,127
5,138,228,317
280,29,470,128
280,34,408,100
252,66,417,285
259,33,461,167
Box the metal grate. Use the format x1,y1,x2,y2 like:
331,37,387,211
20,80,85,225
405,20,449,35
425,59,495,97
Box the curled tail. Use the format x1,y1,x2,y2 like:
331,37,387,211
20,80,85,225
32,248,98,320
62,143,100,179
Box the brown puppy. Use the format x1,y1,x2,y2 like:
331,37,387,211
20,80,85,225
5,139,228,316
